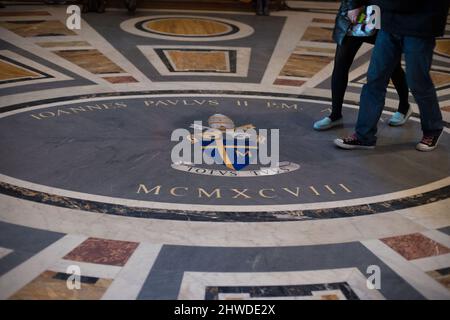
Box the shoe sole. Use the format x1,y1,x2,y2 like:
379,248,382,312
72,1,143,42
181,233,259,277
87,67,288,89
416,145,437,152
334,139,375,150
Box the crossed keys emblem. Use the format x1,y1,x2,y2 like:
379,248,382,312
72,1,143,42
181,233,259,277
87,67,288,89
187,114,266,171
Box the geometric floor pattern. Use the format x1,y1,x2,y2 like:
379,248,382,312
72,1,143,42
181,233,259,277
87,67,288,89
0,1,449,300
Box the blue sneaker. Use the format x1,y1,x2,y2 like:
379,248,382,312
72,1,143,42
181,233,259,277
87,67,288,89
313,117,343,131
388,107,412,127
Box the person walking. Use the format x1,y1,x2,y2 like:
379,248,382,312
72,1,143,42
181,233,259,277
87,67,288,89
314,0,411,131
334,0,449,151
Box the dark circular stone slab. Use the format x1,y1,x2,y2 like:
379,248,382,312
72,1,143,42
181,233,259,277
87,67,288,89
0,91,448,221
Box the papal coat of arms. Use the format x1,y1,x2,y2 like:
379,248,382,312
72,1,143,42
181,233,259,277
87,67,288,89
171,114,300,177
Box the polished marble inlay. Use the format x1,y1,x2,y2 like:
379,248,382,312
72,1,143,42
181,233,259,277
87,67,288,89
430,70,450,89
102,75,138,84
0,20,76,37
294,46,335,56
435,38,450,57
205,283,359,300
120,15,254,42
37,41,91,48
140,46,248,77
0,92,448,220
9,270,112,300
382,233,450,260
143,18,231,37
164,49,230,72
0,59,41,82
280,54,333,77
0,54,51,85
426,267,450,290
273,78,306,87
301,26,334,43
63,238,139,266
54,49,124,74
0,3,449,301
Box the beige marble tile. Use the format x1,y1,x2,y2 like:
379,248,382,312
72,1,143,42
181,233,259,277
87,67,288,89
301,26,334,43
166,50,229,72
54,49,125,74
430,70,450,88
273,78,306,87
435,38,450,57
36,41,91,48
280,54,333,78
0,20,76,37
102,75,138,83
0,58,41,82
399,199,450,229
0,234,87,300
10,271,112,300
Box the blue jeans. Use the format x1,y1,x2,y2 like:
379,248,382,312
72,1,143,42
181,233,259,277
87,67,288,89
356,30,443,144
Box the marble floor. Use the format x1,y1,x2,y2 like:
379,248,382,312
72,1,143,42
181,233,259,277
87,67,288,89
0,1,449,300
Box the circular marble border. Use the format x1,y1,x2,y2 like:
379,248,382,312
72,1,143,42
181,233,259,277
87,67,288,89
120,15,255,41
0,90,448,222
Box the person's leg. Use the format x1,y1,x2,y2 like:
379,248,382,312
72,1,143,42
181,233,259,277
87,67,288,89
403,36,443,150
256,0,263,15
390,62,410,115
263,0,270,15
313,37,363,130
330,36,364,121
387,60,413,126
354,30,402,144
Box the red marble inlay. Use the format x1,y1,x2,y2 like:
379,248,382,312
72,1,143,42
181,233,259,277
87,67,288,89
64,237,139,266
381,233,450,260
273,78,306,87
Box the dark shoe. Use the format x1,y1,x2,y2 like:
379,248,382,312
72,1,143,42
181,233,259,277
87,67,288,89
416,130,443,152
334,133,375,150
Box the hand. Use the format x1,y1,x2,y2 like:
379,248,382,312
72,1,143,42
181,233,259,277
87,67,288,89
347,7,363,24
